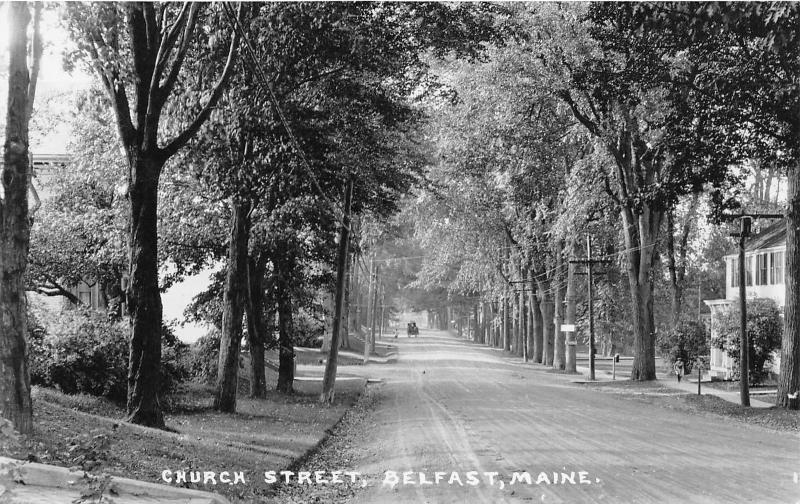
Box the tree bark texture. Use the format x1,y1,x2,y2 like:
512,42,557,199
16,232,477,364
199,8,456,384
369,266,379,354
78,3,242,427
0,2,33,436
511,298,518,355
531,291,543,363
526,290,535,360
341,251,352,350
778,166,800,409
321,179,352,404
473,303,480,342
666,195,697,331
553,245,566,370
623,206,661,381
564,238,580,373
350,250,361,338
502,291,510,351
246,255,267,399
537,278,555,366
126,155,165,426
276,260,295,394
214,200,251,412
561,96,662,381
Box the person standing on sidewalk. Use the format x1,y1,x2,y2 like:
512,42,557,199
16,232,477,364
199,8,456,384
674,358,685,383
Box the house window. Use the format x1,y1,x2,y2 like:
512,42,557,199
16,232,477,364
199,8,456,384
756,253,768,285
745,256,753,286
770,251,785,285
731,257,739,287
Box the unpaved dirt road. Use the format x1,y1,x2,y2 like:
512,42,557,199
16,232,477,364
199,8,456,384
337,329,799,504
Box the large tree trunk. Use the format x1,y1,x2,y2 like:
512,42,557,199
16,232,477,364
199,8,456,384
249,336,266,398
214,200,251,412
70,3,240,428
369,265,379,354
276,261,295,394
623,207,661,381
126,155,166,427
666,195,698,331
350,249,360,340
321,179,353,403
537,277,555,366
526,290,533,358
366,257,375,346
666,210,683,331
246,256,267,399
515,287,524,357
502,290,511,351
777,166,800,409
518,284,527,360
341,251,352,350
473,303,480,342
531,289,543,363
511,296,519,355
553,244,566,370
0,2,34,435
481,301,488,344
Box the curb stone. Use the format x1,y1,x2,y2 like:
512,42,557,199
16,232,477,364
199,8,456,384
0,456,229,503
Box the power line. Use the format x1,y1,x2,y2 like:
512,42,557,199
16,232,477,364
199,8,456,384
221,3,346,228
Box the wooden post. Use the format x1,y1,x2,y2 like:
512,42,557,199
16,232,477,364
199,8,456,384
698,364,702,395
720,212,781,405
738,221,750,406
587,236,596,381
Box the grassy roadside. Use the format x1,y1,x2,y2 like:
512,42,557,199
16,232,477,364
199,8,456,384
578,380,799,432
697,379,778,404
271,384,384,504
5,375,366,503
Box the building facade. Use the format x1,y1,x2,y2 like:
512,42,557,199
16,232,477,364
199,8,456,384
704,221,785,379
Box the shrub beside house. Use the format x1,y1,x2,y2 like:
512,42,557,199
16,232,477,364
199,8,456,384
704,220,786,380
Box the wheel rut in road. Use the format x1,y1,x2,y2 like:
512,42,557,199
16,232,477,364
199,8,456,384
332,329,799,504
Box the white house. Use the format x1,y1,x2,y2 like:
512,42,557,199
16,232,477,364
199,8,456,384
704,220,786,379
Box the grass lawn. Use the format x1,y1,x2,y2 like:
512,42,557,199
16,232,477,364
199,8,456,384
699,379,778,404
7,373,366,503
579,380,799,432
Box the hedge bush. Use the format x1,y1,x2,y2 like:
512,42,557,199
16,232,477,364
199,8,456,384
656,320,709,374
29,308,188,402
712,298,782,385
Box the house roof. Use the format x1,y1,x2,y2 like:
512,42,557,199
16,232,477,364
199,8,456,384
723,219,786,258
747,219,786,251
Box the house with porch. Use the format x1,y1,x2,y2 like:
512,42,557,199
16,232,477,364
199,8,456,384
29,152,110,311
703,220,786,379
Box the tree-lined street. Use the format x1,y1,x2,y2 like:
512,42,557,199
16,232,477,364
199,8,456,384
1,2,799,503
342,329,798,503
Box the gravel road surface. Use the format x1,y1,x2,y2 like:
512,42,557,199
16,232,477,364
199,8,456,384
339,329,799,504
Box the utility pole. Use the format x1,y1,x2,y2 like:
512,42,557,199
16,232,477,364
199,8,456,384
723,212,783,407
369,264,380,355
570,235,611,381
321,178,353,404
363,256,373,365
379,286,385,340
